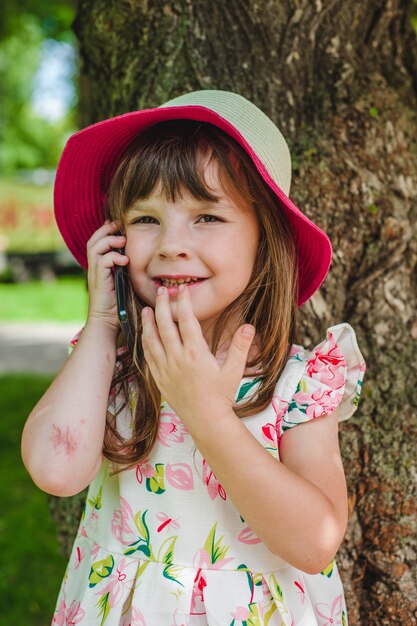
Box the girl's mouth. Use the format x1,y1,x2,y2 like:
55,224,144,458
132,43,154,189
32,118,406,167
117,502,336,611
153,277,208,294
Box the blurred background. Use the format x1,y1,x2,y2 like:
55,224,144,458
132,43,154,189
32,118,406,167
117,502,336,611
0,2,87,624
1,2,417,624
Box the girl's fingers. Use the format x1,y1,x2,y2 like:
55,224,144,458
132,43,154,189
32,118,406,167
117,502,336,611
153,287,182,352
97,250,129,270
176,285,205,347
87,220,121,247
141,307,168,367
88,234,126,259
141,325,159,376
222,325,255,380
85,222,127,326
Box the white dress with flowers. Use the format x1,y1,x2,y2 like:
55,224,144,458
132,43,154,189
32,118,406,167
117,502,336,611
52,323,366,626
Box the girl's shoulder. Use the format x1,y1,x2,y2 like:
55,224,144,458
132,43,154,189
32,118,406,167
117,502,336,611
273,323,366,436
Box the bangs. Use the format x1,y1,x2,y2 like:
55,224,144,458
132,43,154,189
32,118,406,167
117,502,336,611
108,120,256,217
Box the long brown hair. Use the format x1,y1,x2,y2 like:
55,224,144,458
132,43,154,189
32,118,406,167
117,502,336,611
104,120,299,472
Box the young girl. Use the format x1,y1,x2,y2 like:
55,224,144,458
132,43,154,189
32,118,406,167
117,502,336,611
22,90,366,626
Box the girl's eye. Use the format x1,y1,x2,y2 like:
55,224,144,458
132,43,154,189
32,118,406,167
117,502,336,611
198,214,223,223
133,216,158,224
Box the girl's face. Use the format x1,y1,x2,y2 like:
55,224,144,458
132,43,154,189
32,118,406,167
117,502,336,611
124,158,260,340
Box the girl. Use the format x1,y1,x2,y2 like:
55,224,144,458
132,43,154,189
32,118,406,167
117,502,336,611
22,90,366,625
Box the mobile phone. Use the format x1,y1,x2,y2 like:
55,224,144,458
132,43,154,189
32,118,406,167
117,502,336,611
114,248,134,355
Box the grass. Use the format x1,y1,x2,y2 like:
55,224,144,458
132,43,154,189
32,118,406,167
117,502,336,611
0,275,88,322
0,275,87,620
0,374,68,625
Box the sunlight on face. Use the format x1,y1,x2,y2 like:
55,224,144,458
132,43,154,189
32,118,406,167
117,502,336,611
124,158,260,341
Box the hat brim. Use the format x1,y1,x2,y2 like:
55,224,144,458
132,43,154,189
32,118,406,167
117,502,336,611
54,105,331,306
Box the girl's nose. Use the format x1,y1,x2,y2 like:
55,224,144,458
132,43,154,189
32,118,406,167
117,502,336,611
156,225,192,259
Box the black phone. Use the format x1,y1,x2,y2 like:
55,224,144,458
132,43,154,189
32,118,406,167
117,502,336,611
114,248,134,355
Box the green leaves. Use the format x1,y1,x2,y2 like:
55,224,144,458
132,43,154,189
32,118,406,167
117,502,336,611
146,463,166,494
236,376,263,402
124,509,153,558
88,555,115,588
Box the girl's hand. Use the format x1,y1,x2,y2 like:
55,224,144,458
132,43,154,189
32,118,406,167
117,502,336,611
141,284,256,430
86,220,129,329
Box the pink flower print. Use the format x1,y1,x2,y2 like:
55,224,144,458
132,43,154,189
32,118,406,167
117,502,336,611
79,525,88,539
238,524,262,545
165,463,194,490
272,397,289,421
231,606,250,620
111,497,136,545
262,422,276,445
96,558,137,608
190,568,207,616
53,598,85,625
73,546,85,570
291,390,311,406
158,410,188,446
202,459,226,500
193,547,234,570
289,345,303,358
193,522,235,571
130,607,147,626
292,387,343,419
171,608,189,626
136,462,155,484
305,388,343,418
156,511,181,533
272,397,289,443
91,542,101,558
306,334,346,390
129,607,147,626
310,388,343,416
85,509,99,533
315,594,343,625
261,576,274,605
293,577,305,604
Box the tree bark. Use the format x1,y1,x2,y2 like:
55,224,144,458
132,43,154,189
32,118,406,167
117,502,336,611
50,1,417,623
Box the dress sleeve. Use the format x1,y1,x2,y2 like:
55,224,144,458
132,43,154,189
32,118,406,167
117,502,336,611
279,323,366,438
68,328,83,355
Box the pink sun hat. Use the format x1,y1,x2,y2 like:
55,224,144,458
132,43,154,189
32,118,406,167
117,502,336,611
54,90,332,306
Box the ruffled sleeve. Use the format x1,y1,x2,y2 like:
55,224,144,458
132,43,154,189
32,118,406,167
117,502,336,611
278,323,366,438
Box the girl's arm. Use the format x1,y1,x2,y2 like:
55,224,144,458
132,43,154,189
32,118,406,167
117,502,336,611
192,408,348,575
21,320,118,496
21,221,129,497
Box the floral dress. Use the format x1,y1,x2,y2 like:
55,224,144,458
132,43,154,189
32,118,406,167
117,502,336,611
52,323,366,626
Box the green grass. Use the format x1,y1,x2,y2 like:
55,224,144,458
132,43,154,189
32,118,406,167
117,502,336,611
0,276,88,322
0,375,68,625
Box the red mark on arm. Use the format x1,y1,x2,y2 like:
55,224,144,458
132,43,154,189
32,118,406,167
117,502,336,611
51,425,78,456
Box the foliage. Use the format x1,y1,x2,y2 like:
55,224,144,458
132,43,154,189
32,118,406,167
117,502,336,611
0,374,66,625
0,0,75,40
0,2,77,174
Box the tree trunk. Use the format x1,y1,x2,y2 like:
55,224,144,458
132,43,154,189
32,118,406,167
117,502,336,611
50,1,417,623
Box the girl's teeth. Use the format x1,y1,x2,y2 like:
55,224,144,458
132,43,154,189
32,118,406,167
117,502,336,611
161,278,199,286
